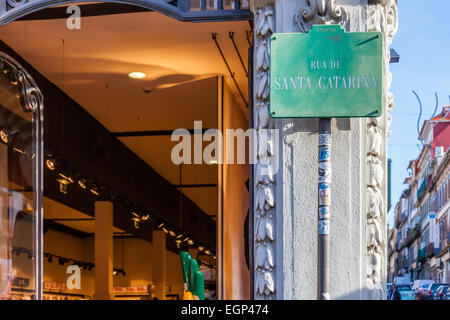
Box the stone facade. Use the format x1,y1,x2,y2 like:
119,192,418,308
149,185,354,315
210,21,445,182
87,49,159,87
251,0,398,299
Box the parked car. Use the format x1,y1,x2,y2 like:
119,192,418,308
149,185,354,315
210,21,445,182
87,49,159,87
394,276,411,286
424,283,448,300
432,285,449,300
397,284,415,300
412,280,434,293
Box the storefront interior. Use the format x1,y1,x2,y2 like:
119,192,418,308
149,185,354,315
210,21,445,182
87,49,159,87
0,4,250,300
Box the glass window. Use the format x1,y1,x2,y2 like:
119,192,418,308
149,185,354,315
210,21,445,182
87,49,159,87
240,0,249,9
190,0,201,11
0,56,42,300
206,0,217,10
223,0,235,10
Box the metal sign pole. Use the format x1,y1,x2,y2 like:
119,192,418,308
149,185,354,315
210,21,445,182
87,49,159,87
318,118,331,300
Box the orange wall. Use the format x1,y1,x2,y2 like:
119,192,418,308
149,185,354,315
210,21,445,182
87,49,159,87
37,229,184,299
222,80,250,299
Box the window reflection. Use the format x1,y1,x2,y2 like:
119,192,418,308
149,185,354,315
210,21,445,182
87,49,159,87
0,68,38,300
240,0,249,9
206,0,217,11
223,0,235,10
190,0,201,11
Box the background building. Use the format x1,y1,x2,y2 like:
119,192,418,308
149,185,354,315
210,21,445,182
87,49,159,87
389,105,450,284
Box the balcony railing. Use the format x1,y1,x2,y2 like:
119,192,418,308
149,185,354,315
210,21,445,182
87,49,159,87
417,178,427,200
426,243,434,258
418,247,426,262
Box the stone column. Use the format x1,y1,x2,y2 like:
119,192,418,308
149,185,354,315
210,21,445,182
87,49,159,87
152,230,167,300
93,201,114,300
251,0,398,300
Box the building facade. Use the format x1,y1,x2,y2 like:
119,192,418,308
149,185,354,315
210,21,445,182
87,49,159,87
0,0,399,300
389,106,450,284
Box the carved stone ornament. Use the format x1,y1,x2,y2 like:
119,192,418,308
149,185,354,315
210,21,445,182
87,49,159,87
294,0,349,33
366,0,398,299
0,51,43,113
254,4,276,300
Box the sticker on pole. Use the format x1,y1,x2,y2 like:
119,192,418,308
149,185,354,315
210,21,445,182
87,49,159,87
269,25,383,118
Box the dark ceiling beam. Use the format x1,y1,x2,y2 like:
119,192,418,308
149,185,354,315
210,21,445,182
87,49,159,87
44,219,91,238
47,218,95,221
173,184,216,188
17,3,151,21
113,128,213,137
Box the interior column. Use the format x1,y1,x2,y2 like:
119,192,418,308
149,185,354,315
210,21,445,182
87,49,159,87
93,201,114,300
152,230,166,300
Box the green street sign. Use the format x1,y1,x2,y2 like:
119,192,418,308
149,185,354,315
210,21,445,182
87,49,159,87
269,25,383,118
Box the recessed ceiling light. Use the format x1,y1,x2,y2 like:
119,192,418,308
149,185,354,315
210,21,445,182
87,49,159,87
0,130,9,144
128,72,147,79
46,159,55,170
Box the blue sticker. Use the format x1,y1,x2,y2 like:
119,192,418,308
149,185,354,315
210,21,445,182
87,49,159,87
319,206,329,219
318,220,329,235
319,147,330,161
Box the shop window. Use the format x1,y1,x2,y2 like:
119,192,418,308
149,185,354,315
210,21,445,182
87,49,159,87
223,0,235,10
0,53,43,300
190,0,201,11
240,0,249,9
206,0,217,10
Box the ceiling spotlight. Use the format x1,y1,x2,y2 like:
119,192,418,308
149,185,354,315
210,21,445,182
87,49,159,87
78,179,87,189
47,255,53,263
113,269,118,276
175,239,182,248
205,250,212,256
90,188,100,196
128,72,147,79
176,234,183,239
213,256,216,260
169,230,176,237
46,159,56,170
162,227,169,234
58,173,74,184
57,178,71,186
131,212,140,218
158,222,165,229
58,257,65,265
188,239,194,246
0,130,8,144
141,214,150,221
198,246,204,252
13,147,25,154
57,178,71,194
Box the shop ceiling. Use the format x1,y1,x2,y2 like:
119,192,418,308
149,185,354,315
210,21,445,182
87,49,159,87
0,9,250,249
0,10,250,217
